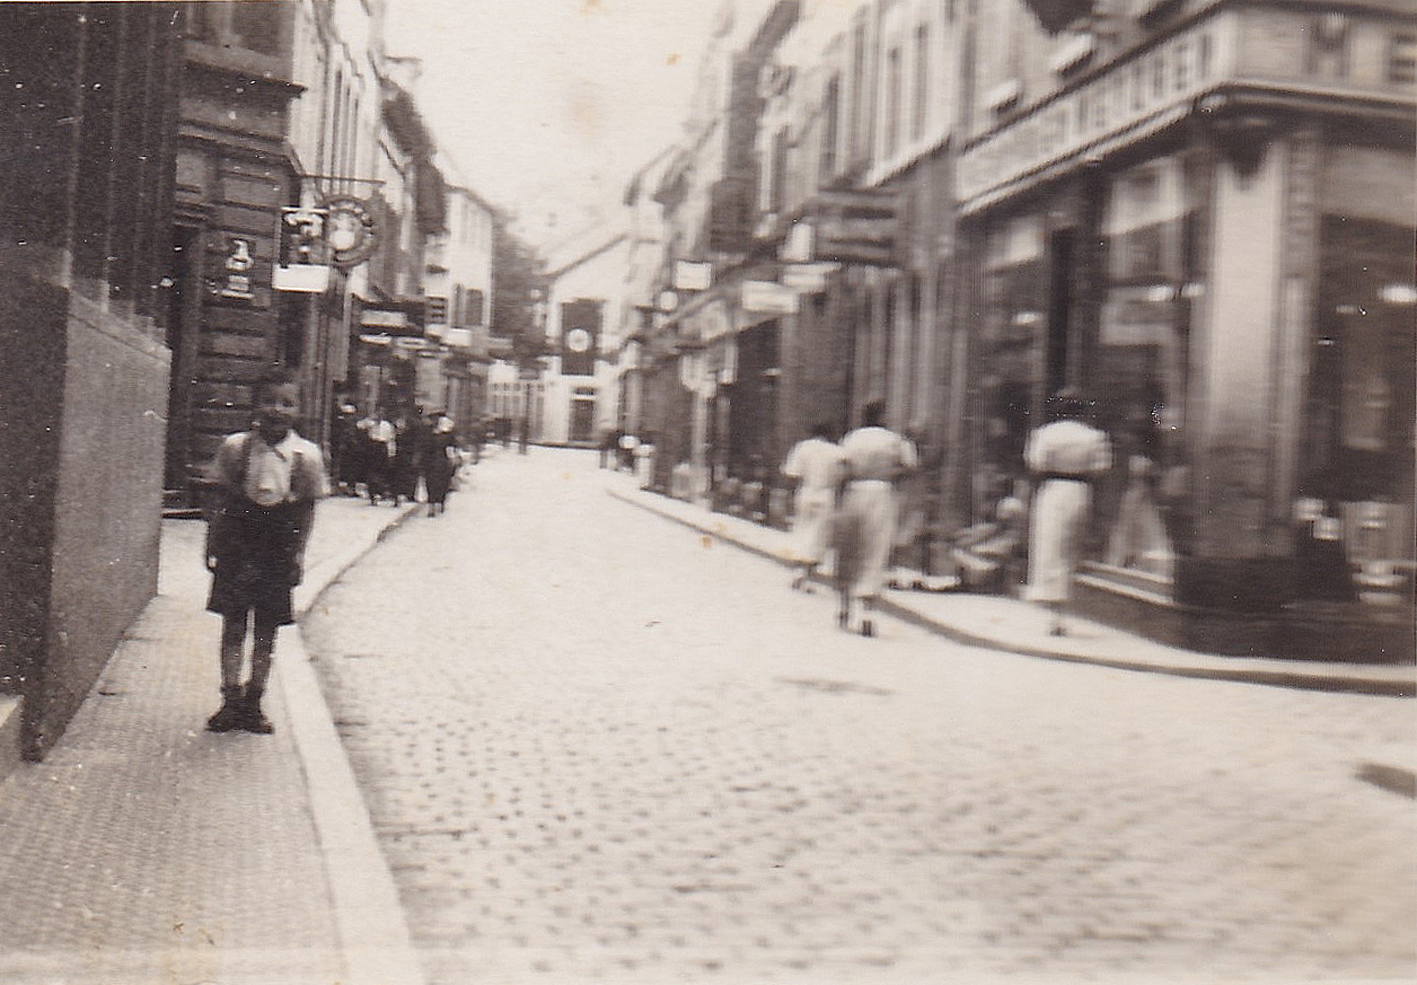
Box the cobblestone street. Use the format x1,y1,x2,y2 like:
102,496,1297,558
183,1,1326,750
301,448,1416,985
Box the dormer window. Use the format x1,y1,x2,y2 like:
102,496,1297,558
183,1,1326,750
1049,32,1096,76
985,78,1022,116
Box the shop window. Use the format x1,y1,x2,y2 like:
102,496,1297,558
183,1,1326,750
1309,216,1416,509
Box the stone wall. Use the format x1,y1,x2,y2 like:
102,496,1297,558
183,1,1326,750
0,266,170,759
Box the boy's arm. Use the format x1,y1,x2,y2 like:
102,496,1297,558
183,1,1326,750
287,445,328,584
203,437,240,571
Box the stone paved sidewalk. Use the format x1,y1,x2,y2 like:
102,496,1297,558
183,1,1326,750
0,495,426,985
604,472,1417,698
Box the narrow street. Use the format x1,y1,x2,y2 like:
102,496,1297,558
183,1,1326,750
301,447,1416,985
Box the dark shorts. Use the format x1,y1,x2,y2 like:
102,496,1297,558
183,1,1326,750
206,500,301,626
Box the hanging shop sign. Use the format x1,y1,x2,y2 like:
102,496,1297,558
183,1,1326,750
274,206,331,293
359,299,424,338
682,297,733,344
741,280,799,315
781,261,840,293
805,190,900,267
323,194,380,268
673,260,713,292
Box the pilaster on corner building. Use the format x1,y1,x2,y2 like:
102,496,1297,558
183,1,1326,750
637,0,1415,659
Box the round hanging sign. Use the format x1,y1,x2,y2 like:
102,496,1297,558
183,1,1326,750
323,195,379,268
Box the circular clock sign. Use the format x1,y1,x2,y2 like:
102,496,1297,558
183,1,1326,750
322,195,379,268
565,327,592,353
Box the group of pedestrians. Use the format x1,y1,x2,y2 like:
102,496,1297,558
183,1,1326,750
332,405,465,516
780,390,1112,639
781,401,918,637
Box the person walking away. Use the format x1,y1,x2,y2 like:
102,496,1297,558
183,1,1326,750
836,401,918,636
203,368,327,733
391,411,423,504
422,411,459,516
331,402,361,495
781,422,845,592
1023,389,1112,636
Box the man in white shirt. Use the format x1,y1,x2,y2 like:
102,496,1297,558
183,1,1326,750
781,422,846,592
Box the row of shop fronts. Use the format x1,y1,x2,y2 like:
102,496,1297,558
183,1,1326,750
630,0,1414,658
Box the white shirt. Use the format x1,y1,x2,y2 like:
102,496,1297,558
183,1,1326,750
213,429,327,506
783,437,845,493
839,426,918,482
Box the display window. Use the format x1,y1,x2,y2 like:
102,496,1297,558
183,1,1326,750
1090,154,1202,578
1306,214,1415,578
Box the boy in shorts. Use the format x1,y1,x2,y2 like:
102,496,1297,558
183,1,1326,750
203,369,327,733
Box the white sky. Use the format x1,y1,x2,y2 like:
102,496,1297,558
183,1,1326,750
386,0,723,244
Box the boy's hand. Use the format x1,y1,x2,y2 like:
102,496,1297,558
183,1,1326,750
205,554,218,573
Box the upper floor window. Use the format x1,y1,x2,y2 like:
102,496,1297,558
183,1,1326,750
1389,32,1417,85
912,24,930,142
849,17,869,164
186,2,281,55
1304,13,1350,79
885,45,903,156
230,0,281,54
821,74,841,179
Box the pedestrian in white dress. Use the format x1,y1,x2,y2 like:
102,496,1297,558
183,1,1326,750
781,422,846,592
1024,390,1112,636
837,401,918,636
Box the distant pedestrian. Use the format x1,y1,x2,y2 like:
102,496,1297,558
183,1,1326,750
392,410,423,503
517,415,530,455
203,368,327,734
362,410,396,504
468,417,483,464
1024,388,1112,636
617,431,639,471
331,401,361,495
836,401,918,636
599,426,620,469
781,422,845,593
422,411,458,516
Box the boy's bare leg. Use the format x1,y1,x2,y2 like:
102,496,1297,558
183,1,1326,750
219,613,247,689
239,611,280,734
247,612,279,695
207,613,249,732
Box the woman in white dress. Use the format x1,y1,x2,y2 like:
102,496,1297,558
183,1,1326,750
1024,390,1112,636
